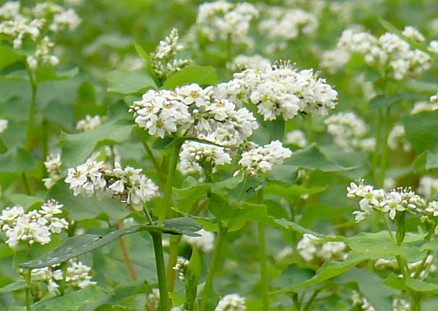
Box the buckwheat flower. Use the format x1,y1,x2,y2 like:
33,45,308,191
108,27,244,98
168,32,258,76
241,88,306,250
148,288,161,310
178,139,232,175
155,28,183,60
418,176,438,200
297,234,318,261
408,255,436,279
26,36,59,69
65,159,107,197
215,294,246,311
429,40,438,54
43,152,62,189
173,257,189,281
285,130,307,148
130,89,193,138
411,100,438,114
227,54,271,71
0,119,8,133
0,201,68,248
0,2,20,19
402,26,425,42
76,115,102,131
425,201,438,217
392,298,411,311
238,140,292,176
319,241,348,260
182,229,215,252
388,124,411,152
325,112,373,152
374,258,398,270
351,291,376,311
275,246,293,263
49,8,81,32
65,259,96,289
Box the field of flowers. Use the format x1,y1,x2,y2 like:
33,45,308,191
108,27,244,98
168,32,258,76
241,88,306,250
0,0,438,310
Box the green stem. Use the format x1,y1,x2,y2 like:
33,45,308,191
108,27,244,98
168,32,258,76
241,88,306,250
199,223,228,311
158,143,181,226
21,172,32,195
24,269,31,311
137,129,165,183
166,234,181,293
378,107,391,188
25,66,37,151
151,231,170,311
257,189,269,311
372,108,383,187
302,289,320,311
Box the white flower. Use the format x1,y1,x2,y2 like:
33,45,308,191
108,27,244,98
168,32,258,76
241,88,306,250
173,257,189,281
182,229,215,252
0,119,8,133
429,40,438,53
388,124,411,152
402,26,425,42
65,159,107,197
76,115,102,131
418,176,438,200
228,55,271,71
0,200,68,249
285,130,307,148
238,140,292,176
49,8,81,32
215,293,246,311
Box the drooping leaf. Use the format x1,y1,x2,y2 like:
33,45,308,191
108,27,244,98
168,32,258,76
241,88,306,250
403,110,438,152
163,217,203,236
61,118,134,168
0,45,24,69
107,69,156,95
406,278,438,294
279,253,366,292
0,281,26,294
162,65,218,89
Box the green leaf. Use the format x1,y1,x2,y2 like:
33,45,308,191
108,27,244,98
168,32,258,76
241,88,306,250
31,286,107,311
274,218,331,237
162,65,218,89
0,147,36,172
346,231,424,259
175,183,210,213
264,183,326,201
35,66,79,82
368,93,421,109
185,247,202,310
0,281,25,294
287,144,353,172
20,218,200,269
406,278,438,294
0,45,24,69
133,42,159,84
107,69,156,95
383,274,408,291
61,118,134,168
403,110,438,152
279,253,366,292
7,194,43,210
405,80,438,94
425,151,438,169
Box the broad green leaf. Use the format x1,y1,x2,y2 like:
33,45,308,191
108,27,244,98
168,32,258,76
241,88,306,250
0,147,36,172
31,286,107,311
406,278,438,294
210,172,244,192
264,184,326,201
162,65,218,89
274,219,328,237
20,218,200,269
0,45,24,68
279,253,366,292
287,144,353,172
61,118,134,168
35,66,79,82
403,110,438,152
405,80,438,94
339,268,396,310
175,183,210,213
133,42,159,85
107,69,156,95
346,231,424,259
383,274,408,291
7,194,43,210
0,281,25,294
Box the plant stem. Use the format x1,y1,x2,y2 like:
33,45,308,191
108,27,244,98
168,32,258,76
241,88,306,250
25,66,37,151
257,189,269,311
151,231,170,311
24,269,31,311
21,172,32,195
158,143,181,226
166,234,181,293
137,129,165,183
199,223,228,311
302,289,320,311
378,107,391,188
372,108,383,187
115,222,138,281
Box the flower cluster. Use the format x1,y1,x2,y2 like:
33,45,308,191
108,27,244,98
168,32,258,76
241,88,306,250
387,124,411,152
351,290,376,311
410,93,438,114
322,26,432,80
417,176,438,200
216,61,338,121
178,140,232,175
258,6,318,54
0,200,69,248
375,254,436,279
181,229,215,252
76,115,102,131
65,160,159,210
0,119,8,134
30,258,95,295
173,257,189,281
285,129,308,148
347,179,425,222
297,234,348,263
227,54,271,72
195,1,259,48
0,1,81,68
238,140,292,176
150,28,191,81
215,293,246,311
325,111,376,152
131,83,258,146
43,152,62,189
